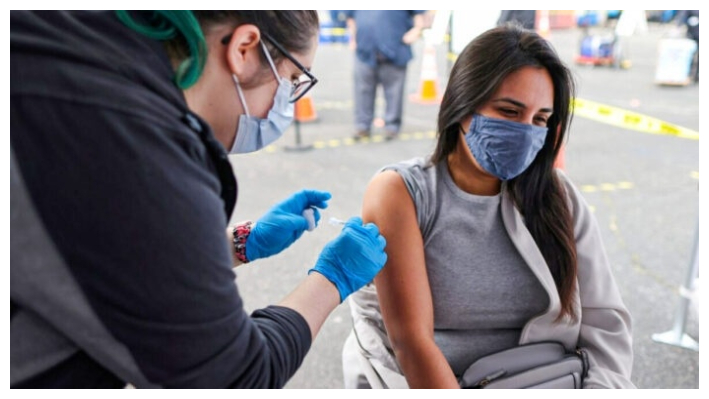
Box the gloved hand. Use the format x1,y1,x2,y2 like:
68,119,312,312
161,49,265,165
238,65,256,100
309,217,387,302
246,190,331,262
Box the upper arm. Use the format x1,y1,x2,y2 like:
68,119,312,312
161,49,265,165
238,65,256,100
362,171,435,348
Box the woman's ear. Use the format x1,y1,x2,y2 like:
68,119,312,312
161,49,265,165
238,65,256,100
224,24,262,83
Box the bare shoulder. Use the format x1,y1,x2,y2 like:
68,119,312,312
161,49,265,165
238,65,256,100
362,170,416,229
366,170,409,197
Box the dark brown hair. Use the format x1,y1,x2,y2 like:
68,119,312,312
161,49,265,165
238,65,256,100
117,11,319,88
432,24,578,321
191,11,319,65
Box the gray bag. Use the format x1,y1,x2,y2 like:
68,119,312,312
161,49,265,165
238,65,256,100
459,342,589,389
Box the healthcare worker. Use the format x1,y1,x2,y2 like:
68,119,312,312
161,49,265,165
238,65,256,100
11,10,386,388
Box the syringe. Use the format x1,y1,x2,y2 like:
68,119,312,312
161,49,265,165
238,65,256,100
328,217,347,226
302,208,316,231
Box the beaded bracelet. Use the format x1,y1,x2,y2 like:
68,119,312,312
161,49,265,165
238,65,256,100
232,221,253,264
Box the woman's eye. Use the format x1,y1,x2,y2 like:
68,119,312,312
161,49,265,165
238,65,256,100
535,115,551,125
501,108,518,116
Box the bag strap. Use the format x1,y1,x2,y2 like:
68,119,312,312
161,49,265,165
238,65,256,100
575,347,590,379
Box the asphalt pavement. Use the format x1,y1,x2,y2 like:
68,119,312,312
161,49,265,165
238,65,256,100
229,22,699,389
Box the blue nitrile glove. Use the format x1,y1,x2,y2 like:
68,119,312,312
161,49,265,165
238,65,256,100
309,216,387,302
246,190,331,262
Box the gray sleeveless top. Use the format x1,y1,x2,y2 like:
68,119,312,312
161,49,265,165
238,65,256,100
382,157,549,376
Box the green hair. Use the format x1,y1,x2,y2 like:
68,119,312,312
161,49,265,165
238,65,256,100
116,11,206,89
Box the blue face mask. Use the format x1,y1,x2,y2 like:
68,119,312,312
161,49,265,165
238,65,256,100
230,41,294,154
464,114,548,181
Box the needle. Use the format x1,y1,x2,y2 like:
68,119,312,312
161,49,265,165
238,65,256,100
328,217,346,226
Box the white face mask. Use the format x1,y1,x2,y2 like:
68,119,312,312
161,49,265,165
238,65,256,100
230,41,294,154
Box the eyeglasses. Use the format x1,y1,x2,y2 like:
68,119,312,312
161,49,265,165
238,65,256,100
221,31,318,103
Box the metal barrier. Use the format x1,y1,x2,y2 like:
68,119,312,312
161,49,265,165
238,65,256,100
652,219,699,351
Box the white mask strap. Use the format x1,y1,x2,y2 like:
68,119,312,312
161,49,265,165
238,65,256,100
232,74,251,117
260,40,280,81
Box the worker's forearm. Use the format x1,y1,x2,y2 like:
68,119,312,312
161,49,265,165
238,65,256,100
278,272,340,340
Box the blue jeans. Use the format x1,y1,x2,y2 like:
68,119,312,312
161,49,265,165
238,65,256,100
354,58,407,134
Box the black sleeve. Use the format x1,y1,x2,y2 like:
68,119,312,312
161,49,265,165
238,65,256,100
10,95,311,388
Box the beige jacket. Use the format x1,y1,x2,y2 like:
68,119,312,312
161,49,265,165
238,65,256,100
344,170,636,388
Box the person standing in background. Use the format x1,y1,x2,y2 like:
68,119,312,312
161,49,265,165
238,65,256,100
345,11,426,141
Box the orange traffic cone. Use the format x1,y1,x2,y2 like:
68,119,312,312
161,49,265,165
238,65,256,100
409,42,442,104
536,10,551,40
295,94,318,123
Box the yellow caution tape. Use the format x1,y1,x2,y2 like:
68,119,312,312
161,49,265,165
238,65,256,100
572,98,699,140
320,27,348,37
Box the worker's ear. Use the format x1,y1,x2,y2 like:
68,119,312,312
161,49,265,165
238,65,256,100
224,24,262,84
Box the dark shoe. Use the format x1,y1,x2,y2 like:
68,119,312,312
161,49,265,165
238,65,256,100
353,130,371,141
384,131,398,141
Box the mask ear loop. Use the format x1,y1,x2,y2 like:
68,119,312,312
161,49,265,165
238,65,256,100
232,74,251,116
459,116,473,135
260,40,282,82
461,114,480,134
